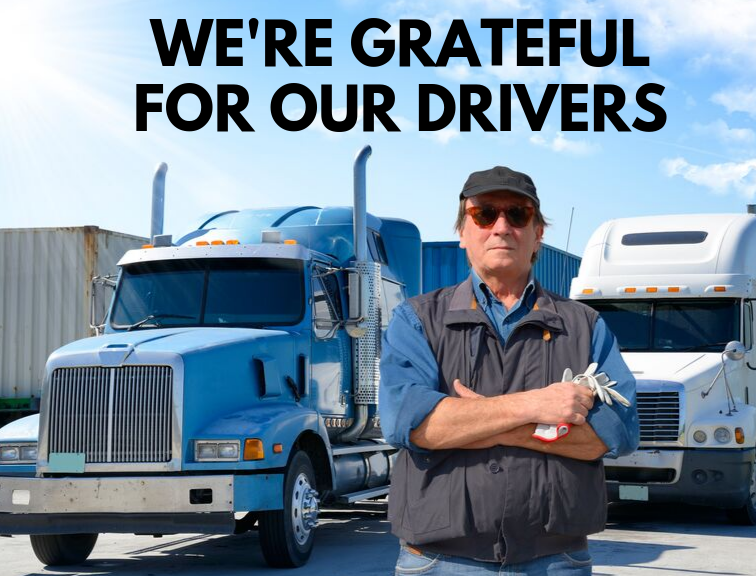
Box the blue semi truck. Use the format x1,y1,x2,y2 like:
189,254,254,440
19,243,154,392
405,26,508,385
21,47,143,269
0,147,421,568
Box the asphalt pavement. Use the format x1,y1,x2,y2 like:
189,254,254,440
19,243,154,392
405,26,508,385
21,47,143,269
3,501,756,575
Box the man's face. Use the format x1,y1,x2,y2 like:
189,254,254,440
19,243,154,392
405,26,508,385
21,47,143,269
458,191,543,281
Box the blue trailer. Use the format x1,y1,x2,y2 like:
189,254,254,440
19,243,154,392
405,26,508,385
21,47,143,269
421,241,580,296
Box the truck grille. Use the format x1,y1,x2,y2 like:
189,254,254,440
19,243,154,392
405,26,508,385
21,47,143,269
637,390,680,442
47,366,173,463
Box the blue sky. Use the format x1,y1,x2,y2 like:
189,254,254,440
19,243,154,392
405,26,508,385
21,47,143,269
1,0,755,258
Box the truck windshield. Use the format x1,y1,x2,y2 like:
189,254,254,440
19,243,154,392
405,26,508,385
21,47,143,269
587,299,740,352
111,258,304,329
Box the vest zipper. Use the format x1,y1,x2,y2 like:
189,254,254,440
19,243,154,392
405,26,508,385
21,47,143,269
543,329,552,387
469,325,486,391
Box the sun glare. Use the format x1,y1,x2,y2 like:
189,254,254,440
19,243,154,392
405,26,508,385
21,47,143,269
0,1,184,177
0,1,67,98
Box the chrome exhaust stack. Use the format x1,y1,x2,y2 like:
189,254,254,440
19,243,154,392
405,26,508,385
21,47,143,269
151,162,168,243
340,146,381,443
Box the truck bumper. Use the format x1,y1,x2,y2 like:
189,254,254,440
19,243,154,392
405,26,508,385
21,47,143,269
0,473,283,535
605,448,754,508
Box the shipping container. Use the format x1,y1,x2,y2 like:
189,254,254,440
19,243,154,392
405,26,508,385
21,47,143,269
421,241,581,296
0,227,146,424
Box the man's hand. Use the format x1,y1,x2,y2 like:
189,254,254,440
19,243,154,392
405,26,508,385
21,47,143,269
529,381,594,425
453,379,482,398
454,379,594,425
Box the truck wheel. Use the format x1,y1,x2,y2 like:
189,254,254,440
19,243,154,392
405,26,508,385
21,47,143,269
30,533,98,566
727,456,756,525
259,450,319,567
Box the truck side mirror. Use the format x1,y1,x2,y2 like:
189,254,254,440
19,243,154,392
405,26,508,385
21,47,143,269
723,341,746,361
90,274,118,336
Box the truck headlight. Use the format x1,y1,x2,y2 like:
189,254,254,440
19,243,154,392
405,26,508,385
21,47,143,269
693,430,707,444
714,427,731,444
0,446,19,462
20,446,38,461
0,443,37,463
218,443,240,459
194,440,240,462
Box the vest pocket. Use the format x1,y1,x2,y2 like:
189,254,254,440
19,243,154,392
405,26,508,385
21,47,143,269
402,450,453,536
544,457,607,536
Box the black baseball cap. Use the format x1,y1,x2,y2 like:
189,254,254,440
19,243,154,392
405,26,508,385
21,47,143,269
460,166,539,207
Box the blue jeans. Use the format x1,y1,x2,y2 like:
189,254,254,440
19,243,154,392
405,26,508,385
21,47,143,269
394,545,592,576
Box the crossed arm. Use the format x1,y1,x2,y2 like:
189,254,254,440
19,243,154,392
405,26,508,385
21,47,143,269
409,379,608,461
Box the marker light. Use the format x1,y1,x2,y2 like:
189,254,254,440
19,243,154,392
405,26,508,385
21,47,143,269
196,241,209,246
211,240,225,245
668,287,680,293
142,244,154,249
284,239,297,245
624,287,637,293
646,287,658,293
226,239,240,245
244,439,265,461
582,289,594,295
273,443,284,454
735,428,745,444
714,286,727,292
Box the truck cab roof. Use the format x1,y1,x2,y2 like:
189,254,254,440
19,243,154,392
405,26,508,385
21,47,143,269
126,206,421,296
572,213,756,300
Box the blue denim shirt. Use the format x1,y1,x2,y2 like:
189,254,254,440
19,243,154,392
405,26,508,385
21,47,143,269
471,269,537,346
378,275,639,459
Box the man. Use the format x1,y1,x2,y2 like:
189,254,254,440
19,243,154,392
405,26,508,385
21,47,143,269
379,166,639,575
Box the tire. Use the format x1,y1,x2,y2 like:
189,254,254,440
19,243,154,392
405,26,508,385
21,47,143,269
727,455,756,525
30,533,98,566
259,450,319,568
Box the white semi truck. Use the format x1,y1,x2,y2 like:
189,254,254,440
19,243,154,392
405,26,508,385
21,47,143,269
571,212,756,523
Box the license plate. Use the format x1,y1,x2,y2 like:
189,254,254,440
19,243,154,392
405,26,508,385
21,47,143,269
619,485,649,501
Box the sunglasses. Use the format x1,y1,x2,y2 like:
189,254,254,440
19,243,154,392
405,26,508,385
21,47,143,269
465,204,535,229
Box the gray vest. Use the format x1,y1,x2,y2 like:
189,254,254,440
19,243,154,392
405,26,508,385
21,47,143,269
387,278,607,564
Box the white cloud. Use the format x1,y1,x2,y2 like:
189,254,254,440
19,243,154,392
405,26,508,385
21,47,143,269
692,120,755,145
661,156,756,198
436,64,474,82
386,0,532,16
423,128,461,145
711,87,756,119
605,0,756,69
529,132,600,156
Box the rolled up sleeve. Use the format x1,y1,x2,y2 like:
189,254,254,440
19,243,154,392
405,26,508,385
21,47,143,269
586,317,640,458
379,303,446,451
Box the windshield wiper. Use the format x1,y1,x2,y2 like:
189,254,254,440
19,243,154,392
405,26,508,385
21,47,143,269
662,341,733,353
125,313,194,331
